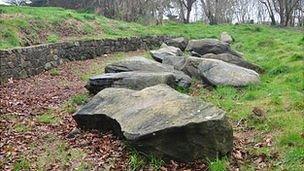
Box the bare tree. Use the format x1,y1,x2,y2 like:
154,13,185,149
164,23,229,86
259,0,277,25
176,0,197,23
295,0,304,26
201,0,235,24
234,0,255,23
28,0,303,26
4,0,31,6
257,2,269,24
259,0,301,26
274,0,301,26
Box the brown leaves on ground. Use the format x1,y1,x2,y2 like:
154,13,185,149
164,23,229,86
1,51,146,170
230,117,279,171
0,60,97,115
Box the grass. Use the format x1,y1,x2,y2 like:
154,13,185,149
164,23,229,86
176,85,190,94
32,134,89,170
47,34,59,43
148,155,165,170
36,113,57,124
78,53,124,81
0,6,147,49
62,93,89,114
209,158,228,171
70,93,89,105
49,68,60,76
284,148,304,168
36,109,59,124
129,151,145,171
128,151,164,171
13,157,30,171
13,123,31,132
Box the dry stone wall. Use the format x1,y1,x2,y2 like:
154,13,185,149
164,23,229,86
0,36,171,83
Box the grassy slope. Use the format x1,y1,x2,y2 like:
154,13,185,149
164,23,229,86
159,23,304,170
0,6,147,49
1,6,303,170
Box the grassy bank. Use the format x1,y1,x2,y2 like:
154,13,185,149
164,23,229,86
0,6,147,49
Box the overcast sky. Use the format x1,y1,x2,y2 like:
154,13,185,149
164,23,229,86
0,0,6,3
0,0,9,5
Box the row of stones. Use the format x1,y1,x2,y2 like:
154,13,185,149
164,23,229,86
74,34,262,162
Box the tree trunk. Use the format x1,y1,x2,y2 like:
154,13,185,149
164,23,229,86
186,7,191,23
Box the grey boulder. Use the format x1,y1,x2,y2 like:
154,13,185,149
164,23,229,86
202,53,263,73
166,37,189,51
182,57,260,86
73,84,233,162
85,72,176,94
150,43,183,63
162,55,187,70
220,32,233,44
105,57,191,88
186,39,240,57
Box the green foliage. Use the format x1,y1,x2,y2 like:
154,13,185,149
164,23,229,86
128,150,164,171
35,108,60,124
63,102,77,114
268,65,290,76
13,157,30,171
284,148,304,167
209,158,228,171
35,136,88,170
148,155,165,170
47,34,59,43
62,93,89,114
50,68,60,76
70,93,89,106
288,53,304,62
82,14,96,20
14,123,31,133
257,39,275,48
0,8,6,14
129,151,145,171
206,86,240,112
0,6,147,49
299,36,304,45
176,86,189,94
36,111,58,124
0,27,20,49
83,24,94,34
279,132,304,147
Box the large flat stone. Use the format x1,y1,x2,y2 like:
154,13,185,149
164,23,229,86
85,72,176,94
105,57,191,88
150,43,183,63
186,39,240,57
73,84,233,162
166,37,189,51
182,57,260,86
162,55,186,70
201,53,263,73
